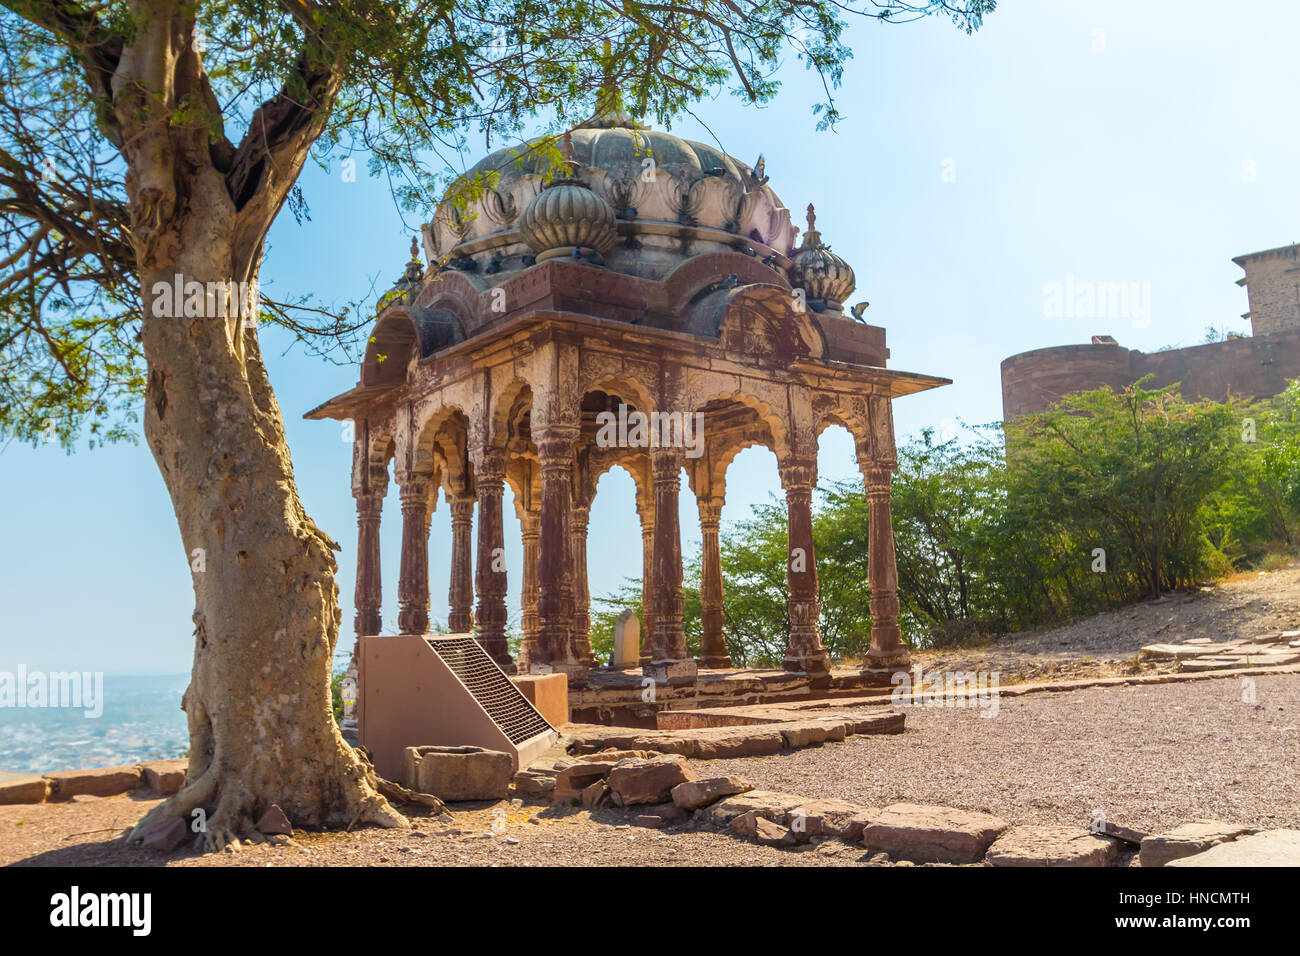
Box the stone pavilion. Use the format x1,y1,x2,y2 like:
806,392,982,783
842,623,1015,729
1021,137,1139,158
307,104,948,701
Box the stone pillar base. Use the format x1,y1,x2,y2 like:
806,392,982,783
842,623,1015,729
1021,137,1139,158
785,653,831,689
643,658,698,686
550,660,590,687
861,646,911,686
699,654,733,670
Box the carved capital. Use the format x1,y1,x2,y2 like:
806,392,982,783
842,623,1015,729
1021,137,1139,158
397,474,433,504
650,445,683,482
354,493,384,521
864,465,895,498
449,496,475,523
535,425,579,470
570,504,590,532
473,447,507,483
697,495,724,530
779,457,817,492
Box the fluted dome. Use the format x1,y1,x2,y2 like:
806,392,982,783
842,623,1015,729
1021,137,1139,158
422,112,803,281
787,204,855,311
518,136,618,262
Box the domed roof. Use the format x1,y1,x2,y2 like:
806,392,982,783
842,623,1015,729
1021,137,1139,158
464,125,755,201
422,112,803,280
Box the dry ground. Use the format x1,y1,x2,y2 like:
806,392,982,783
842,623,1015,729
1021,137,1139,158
3,670,1295,867
911,566,1300,684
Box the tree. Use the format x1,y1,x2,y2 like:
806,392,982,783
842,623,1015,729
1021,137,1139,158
1007,379,1240,598
0,0,995,849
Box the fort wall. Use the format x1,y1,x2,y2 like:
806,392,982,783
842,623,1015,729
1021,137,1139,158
1001,328,1300,419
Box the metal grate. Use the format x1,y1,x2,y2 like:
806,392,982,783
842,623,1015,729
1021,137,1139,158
427,637,554,745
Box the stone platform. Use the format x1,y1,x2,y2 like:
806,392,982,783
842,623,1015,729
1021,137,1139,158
568,665,894,727
1139,631,1300,671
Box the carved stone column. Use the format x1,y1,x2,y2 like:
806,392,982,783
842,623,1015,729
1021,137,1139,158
698,496,732,668
474,450,512,670
781,458,830,678
447,495,475,633
864,464,910,675
353,477,386,638
637,489,654,665
396,475,433,634
519,507,541,671
570,503,595,666
645,447,695,684
535,426,581,680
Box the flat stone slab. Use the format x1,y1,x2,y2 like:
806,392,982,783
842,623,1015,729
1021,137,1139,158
566,710,903,760
754,816,798,848
699,790,808,827
1140,820,1256,867
1181,658,1243,671
671,775,753,810
832,710,906,735
43,765,141,799
776,719,850,748
862,803,1011,864
786,798,874,841
607,756,695,806
512,770,556,797
986,826,1119,867
1140,644,1214,660
1241,650,1300,664
1093,819,1148,846
0,774,49,805
1167,829,1300,866
141,759,187,795
691,727,785,759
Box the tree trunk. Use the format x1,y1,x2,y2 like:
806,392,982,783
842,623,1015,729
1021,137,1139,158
112,10,402,849
126,196,404,850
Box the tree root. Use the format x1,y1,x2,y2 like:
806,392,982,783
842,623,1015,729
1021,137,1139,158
375,778,447,816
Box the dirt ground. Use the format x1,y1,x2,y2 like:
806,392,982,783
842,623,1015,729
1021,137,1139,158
912,567,1300,684
4,669,1295,867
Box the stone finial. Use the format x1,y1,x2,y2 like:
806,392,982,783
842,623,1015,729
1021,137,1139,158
788,201,853,310
803,203,823,248
403,236,423,283
561,129,575,164
578,39,649,131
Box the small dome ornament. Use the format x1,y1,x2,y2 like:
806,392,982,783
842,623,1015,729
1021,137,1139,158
787,204,855,312
518,130,618,263
377,236,426,312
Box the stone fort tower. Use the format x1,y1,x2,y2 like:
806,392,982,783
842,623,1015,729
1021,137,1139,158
1001,241,1300,419
1235,243,1300,337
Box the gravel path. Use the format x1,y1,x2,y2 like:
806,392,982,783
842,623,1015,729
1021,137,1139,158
712,672,1300,834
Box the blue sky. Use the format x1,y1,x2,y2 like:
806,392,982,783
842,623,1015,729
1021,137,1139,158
3,0,1298,675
